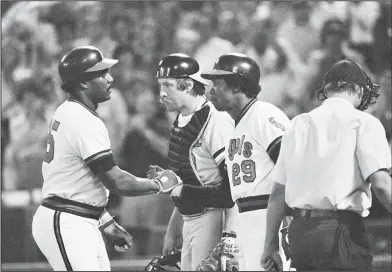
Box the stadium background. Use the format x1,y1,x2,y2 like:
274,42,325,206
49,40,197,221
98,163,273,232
1,1,391,271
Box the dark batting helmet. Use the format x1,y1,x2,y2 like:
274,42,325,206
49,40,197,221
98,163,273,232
201,53,261,87
317,59,380,111
58,46,118,85
156,53,209,85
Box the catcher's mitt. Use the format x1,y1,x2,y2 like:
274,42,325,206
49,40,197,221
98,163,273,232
154,169,183,194
145,249,181,271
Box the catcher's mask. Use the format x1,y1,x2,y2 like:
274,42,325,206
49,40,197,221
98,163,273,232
145,249,181,271
317,59,380,111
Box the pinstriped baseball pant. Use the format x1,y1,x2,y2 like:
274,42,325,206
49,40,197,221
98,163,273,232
32,205,110,271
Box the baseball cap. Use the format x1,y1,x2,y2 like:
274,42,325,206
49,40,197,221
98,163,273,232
324,59,367,87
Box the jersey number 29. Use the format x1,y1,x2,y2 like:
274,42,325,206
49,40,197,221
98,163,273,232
44,119,60,163
232,160,256,186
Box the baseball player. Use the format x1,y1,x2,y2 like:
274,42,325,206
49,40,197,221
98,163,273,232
261,59,391,271
147,53,235,271
201,53,291,271
31,46,181,271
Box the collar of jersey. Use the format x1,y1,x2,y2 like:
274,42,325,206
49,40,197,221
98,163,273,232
235,98,258,126
323,97,354,108
67,99,100,118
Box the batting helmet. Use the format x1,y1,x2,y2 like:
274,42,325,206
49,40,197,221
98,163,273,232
58,46,118,85
201,53,261,87
156,53,209,85
145,249,181,271
317,59,380,111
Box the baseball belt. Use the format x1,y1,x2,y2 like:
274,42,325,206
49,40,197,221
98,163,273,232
41,195,105,220
236,194,270,213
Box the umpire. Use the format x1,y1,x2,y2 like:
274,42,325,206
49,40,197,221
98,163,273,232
261,59,391,271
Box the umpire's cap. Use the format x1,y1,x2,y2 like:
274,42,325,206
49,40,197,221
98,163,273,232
156,53,210,85
59,46,118,84
201,53,260,86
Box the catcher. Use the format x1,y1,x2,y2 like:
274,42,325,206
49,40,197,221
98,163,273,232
148,53,235,271
261,59,391,271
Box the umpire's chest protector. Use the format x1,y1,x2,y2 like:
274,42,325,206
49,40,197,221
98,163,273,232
168,105,210,187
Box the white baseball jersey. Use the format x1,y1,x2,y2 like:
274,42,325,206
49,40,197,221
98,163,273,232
34,99,115,271
226,99,290,200
270,97,392,217
177,99,234,186
225,99,291,271
175,97,235,270
41,99,112,207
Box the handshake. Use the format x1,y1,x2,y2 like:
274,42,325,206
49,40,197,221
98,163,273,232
147,165,183,194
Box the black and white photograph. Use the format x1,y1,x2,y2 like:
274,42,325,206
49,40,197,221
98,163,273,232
1,1,391,271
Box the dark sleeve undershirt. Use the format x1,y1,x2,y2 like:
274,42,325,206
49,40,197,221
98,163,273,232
179,160,235,208
87,154,117,175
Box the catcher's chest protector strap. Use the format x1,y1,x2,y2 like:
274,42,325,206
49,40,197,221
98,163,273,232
169,105,211,216
168,105,210,186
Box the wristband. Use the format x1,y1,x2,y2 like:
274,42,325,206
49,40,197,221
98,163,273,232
98,209,115,230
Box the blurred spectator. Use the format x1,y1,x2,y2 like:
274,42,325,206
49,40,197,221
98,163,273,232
217,10,242,45
118,82,172,256
310,1,350,30
156,2,182,55
111,44,144,96
41,2,79,56
173,27,201,56
75,2,117,58
109,8,138,48
119,78,171,175
192,13,236,72
347,1,381,71
96,87,128,161
3,76,53,190
368,70,392,141
132,16,163,71
277,1,320,63
371,1,392,75
304,19,351,110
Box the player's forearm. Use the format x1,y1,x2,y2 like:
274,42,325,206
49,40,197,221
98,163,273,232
372,182,392,213
373,188,392,213
98,166,160,196
264,182,286,251
370,170,392,213
115,171,160,196
180,180,234,208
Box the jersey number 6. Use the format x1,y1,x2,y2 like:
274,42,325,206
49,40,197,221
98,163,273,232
232,160,256,186
44,119,60,163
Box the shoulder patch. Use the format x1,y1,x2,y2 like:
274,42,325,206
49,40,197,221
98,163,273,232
268,117,286,131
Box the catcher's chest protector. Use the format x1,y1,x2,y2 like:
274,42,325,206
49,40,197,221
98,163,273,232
168,105,210,187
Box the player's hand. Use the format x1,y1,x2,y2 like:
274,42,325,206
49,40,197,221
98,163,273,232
147,165,164,179
154,169,183,194
104,222,133,252
261,251,283,271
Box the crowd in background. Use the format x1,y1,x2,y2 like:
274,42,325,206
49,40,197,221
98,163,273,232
1,1,391,260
